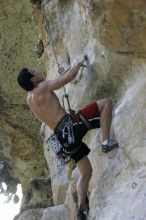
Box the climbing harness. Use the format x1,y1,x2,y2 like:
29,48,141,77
46,110,93,166
47,114,78,166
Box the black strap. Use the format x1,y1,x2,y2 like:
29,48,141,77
78,112,92,130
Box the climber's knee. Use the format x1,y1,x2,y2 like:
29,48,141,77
77,156,92,181
97,98,112,113
81,172,92,183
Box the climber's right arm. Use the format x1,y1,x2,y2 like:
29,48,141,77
38,58,86,92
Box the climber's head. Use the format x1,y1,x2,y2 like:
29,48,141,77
17,68,44,91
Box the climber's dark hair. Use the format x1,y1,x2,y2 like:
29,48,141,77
17,68,34,91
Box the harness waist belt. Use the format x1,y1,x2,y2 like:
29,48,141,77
57,143,82,155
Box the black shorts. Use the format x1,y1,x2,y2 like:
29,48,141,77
54,102,100,164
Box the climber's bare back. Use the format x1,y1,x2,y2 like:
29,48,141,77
27,89,67,130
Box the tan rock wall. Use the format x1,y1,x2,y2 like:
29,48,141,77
40,1,146,219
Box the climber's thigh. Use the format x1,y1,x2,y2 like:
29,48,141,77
76,156,92,179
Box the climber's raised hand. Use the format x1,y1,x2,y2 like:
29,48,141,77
78,57,87,67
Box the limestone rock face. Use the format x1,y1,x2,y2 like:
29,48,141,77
14,208,43,220
88,68,146,220
40,1,146,219
1,0,146,220
99,0,146,54
42,204,70,220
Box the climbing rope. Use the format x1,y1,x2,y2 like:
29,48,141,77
39,0,75,114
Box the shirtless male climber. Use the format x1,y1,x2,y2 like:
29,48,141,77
17,57,118,220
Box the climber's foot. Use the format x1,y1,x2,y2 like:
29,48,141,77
102,139,119,153
76,206,88,220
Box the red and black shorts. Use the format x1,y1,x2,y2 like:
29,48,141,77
54,102,100,164
71,102,100,163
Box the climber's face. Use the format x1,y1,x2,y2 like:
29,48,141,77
30,69,44,86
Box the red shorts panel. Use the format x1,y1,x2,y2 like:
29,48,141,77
72,102,100,142
72,102,100,122
79,102,100,119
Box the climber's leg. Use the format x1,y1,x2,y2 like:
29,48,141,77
76,156,92,219
97,98,119,153
97,98,112,141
